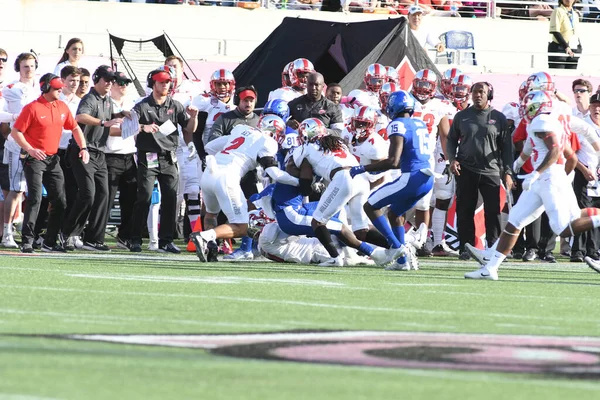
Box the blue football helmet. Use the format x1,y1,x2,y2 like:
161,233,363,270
386,90,416,119
262,99,290,121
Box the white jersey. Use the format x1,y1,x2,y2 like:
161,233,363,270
501,100,522,125
191,93,233,145
2,80,41,153
375,110,390,138
347,89,380,109
258,222,331,264
58,92,81,150
526,114,566,173
340,103,355,127
412,96,448,139
293,141,358,182
209,125,278,178
349,131,389,183
268,86,303,103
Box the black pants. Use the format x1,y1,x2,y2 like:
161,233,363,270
571,169,600,256
64,149,109,243
21,155,65,246
58,147,78,231
130,151,179,246
548,41,582,70
106,153,138,241
456,168,501,251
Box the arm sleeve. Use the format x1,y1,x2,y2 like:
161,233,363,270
265,166,300,186
204,135,229,155
552,32,569,48
570,116,600,146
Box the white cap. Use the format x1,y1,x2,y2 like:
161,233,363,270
408,5,424,15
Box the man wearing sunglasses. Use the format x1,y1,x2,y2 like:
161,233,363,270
572,79,594,119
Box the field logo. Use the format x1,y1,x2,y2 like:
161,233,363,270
57,331,600,379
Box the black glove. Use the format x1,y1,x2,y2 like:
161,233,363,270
442,162,453,184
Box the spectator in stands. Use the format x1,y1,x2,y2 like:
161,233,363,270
548,0,582,69
326,83,343,105
343,0,379,12
54,38,84,76
407,6,445,53
76,68,91,98
572,78,593,118
497,0,552,20
581,0,600,22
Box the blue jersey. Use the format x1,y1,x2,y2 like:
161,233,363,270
386,117,432,172
271,182,303,212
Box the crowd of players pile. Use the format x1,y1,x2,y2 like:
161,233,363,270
3,53,600,279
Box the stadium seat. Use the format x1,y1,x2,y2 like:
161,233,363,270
237,1,261,8
438,30,477,66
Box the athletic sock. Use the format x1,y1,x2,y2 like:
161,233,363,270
591,215,600,229
392,224,407,264
201,229,217,243
240,236,253,252
3,223,10,236
186,193,201,229
485,250,506,270
372,215,401,248
314,225,339,258
431,208,446,247
358,241,375,256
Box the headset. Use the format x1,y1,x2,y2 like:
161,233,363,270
470,81,494,101
146,65,175,90
14,52,39,72
234,85,257,106
39,73,60,94
92,65,114,85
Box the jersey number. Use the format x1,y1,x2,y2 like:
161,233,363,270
413,112,435,134
416,127,431,155
331,149,347,159
221,137,245,155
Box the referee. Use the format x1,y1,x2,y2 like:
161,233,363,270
10,73,89,253
447,82,513,259
129,66,198,253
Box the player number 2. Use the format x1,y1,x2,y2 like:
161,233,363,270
221,137,245,155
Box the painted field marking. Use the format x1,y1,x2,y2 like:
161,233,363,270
0,395,62,400
420,289,594,301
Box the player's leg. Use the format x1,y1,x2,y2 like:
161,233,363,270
348,175,388,248
431,173,457,256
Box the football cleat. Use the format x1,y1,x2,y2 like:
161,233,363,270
190,232,209,262
464,267,499,280
318,255,345,267
465,243,489,266
224,249,254,261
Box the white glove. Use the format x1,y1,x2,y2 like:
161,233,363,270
518,171,540,191
513,157,525,173
187,142,198,161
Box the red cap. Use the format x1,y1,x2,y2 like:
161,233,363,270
152,71,172,83
49,77,65,90
239,89,256,100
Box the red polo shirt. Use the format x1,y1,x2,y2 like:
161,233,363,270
13,95,77,156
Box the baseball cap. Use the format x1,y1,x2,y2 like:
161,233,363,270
39,73,65,92
238,88,257,100
408,5,424,15
94,65,116,82
591,93,600,104
114,71,132,85
151,70,172,83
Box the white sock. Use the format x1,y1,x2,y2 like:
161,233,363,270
484,239,499,259
3,223,11,236
591,215,600,229
485,250,506,270
201,229,217,243
147,203,160,242
431,208,446,247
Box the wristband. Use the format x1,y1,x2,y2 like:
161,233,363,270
100,120,105,127
81,147,88,151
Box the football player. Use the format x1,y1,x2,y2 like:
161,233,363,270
268,58,315,102
347,63,386,109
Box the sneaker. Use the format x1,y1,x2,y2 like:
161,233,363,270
385,245,406,261
539,252,557,263
190,232,208,262
82,241,111,252
63,236,75,251
148,240,159,251
369,247,391,266
416,246,432,257
464,243,487,264
20,243,34,253
223,248,254,261
73,237,84,249
570,252,584,263
318,255,344,267
219,240,233,255
207,241,219,262
1,234,19,248
130,243,142,253
459,251,472,261
33,236,44,250
522,248,537,262
431,243,459,257
464,266,498,280
512,251,524,260
159,242,181,254
584,256,600,274
586,252,600,261
385,260,411,271
41,243,67,253
404,245,420,270
117,237,131,250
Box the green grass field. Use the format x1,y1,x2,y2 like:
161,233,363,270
1,247,599,400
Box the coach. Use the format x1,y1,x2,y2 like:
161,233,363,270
447,82,513,260
206,85,260,144
10,73,89,253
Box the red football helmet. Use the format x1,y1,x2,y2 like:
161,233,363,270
526,71,555,93
385,66,399,84
298,118,327,144
289,58,315,90
364,63,386,93
282,62,293,87
351,106,378,141
450,74,473,103
209,69,235,100
257,114,286,144
412,69,437,101
520,90,553,123
518,80,528,102
379,82,399,111
441,68,463,99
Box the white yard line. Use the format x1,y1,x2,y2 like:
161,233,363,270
420,289,593,301
0,395,62,400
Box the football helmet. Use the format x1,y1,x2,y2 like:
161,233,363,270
386,90,416,120
526,71,555,92
518,80,528,102
520,90,553,123
385,66,399,84
262,99,290,121
412,69,437,101
289,58,315,90
351,106,378,141
441,68,463,99
247,210,275,238
257,114,286,144
209,69,235,100
364,63,386,93
450,74,473,102
282,62,293,87
298,118,327,144
379,82,400,110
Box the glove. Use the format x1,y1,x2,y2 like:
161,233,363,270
442,161,453,184
513,157,525,173
518,171,540,191
349,165,366,178
311,179,326,194
187,142,198,161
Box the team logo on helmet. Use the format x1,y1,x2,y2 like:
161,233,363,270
387,90,416,119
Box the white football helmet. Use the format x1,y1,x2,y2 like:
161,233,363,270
441,68,463,99
298,118,327,144
518,80,528,102
351,106,378,141
385,66,399,84
450,74,473,103
289,58,315,90
282,62,293,87
520,90,553,123
526,71,555,93
209,69,235,100
257,114,286,144
412,69,437,101
364,63,386,93
379,82,400,111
